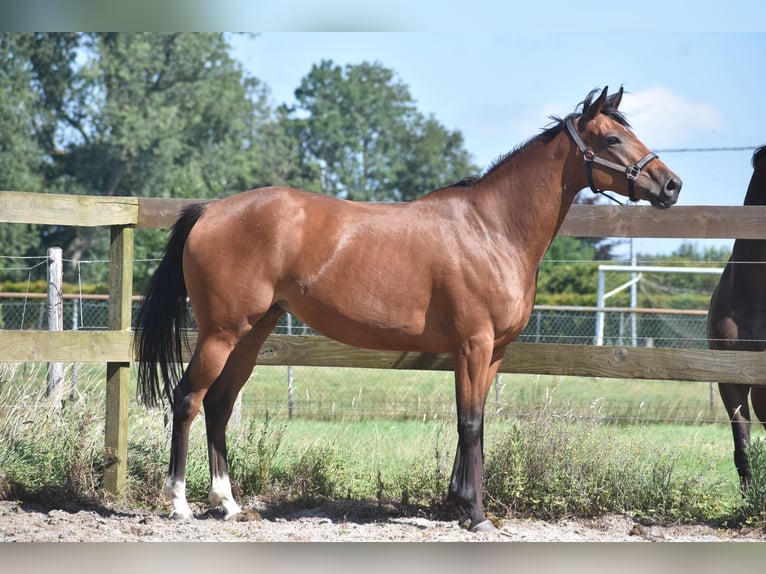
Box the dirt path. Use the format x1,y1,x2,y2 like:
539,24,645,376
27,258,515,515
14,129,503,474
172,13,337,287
1,499,763,542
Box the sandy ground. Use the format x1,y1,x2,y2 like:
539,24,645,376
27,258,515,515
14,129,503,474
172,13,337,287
1,498,764,542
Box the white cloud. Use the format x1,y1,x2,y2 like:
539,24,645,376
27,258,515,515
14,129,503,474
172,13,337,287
467,87,726,168
620,87,725,149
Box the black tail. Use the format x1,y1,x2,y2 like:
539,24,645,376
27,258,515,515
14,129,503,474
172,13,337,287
134,202,209,407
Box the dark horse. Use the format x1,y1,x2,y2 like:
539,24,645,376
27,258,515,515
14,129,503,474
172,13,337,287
707,144,766,489
135,87,681,531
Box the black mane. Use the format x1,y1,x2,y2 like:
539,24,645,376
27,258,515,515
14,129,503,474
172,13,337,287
453,88,631,186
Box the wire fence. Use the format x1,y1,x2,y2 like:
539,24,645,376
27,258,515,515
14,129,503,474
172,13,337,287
0,254,731,425
0,294,710,348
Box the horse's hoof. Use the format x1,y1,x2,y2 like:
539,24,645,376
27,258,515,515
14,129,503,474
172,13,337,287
168,510,194,521
469,518,497,533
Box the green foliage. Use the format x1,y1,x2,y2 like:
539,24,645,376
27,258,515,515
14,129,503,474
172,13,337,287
0,280,108,295
228,413,287,496
394,419,451,509
0,35,49,272
533,240,732,310
483,413,727,522
0,35,48,194
272,442,344,504
741,438,766,525
285,60,478,201
1,363,762,526
0,364,103,503
47,33,271,201
636,242,730,310
536,240,600,307
0,32,285,286
1,36,478,289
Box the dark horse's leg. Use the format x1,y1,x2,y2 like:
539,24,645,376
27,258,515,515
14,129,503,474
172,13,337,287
750,385,766,474
719,383,754,489
752,387,766,431
203,306,285,519
448,340,504,532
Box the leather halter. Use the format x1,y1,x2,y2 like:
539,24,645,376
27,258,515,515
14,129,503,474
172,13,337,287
565,117,658,204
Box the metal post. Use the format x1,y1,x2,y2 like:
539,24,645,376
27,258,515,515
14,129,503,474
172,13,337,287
535,311,541,343
46,247,64,400
70,298,80,401
630,237,638,346
287,313,294,419
595,267,605,345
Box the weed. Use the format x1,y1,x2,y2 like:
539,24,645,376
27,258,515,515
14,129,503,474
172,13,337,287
741,438,766,526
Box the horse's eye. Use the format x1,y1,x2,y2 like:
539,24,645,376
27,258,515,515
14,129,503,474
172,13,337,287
606,135,621,146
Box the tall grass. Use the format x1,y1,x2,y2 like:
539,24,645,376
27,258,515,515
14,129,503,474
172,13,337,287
483,411,729,523
0,362,763,527
741,438,766,525
0,363,105,504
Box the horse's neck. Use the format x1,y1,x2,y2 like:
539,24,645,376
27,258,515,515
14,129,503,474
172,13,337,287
743,167,766,206
474,137,581,266
731,237,766,263
731,166,766,261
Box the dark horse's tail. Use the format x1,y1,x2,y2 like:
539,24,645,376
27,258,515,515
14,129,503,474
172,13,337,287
134,202,209,408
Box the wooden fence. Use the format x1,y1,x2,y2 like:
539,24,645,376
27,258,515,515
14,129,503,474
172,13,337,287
3,190,766,495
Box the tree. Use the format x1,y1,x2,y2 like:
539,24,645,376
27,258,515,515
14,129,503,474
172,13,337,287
635,242,731,310
46,33,272,201
0,33,286,287
286,60,477,201
0,34,48,280
394,115,476,201
536,236,600,306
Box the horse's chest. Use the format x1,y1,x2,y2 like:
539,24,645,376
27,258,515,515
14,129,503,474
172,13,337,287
481,276,537,336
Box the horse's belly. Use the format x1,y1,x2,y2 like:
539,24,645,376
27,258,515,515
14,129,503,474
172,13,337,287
282,297,451,353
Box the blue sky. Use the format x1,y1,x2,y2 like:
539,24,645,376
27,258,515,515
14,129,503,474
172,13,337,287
231,32,765,258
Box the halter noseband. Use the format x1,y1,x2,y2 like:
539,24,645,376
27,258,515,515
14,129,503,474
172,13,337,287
565,117,658,204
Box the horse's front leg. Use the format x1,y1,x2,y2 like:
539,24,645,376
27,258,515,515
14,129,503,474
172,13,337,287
448,341,503,532
719,383,753,490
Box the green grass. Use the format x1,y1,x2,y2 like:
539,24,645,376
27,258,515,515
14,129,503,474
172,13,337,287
1,361,763,526
241,366,727,424
6,363,726,424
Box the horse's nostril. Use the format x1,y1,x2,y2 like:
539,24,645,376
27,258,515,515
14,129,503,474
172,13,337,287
665,177,682,193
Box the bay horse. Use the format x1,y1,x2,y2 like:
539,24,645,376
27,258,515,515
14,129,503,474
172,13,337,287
134,87,681,531
707,144,766,489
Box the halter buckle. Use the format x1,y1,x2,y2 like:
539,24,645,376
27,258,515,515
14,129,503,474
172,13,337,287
626,164,641,181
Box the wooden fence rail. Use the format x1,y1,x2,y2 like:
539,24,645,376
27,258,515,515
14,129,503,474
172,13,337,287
3,190,766,495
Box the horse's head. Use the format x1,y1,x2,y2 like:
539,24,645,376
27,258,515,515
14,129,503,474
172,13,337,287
566,86,682,209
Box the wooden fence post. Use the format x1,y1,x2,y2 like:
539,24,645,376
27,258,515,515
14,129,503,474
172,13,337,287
46,247,64,401
104,224,134,496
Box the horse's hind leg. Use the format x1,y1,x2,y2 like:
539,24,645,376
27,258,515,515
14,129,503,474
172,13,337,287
203,305,285,519
719,383,753,489
164,336,232,519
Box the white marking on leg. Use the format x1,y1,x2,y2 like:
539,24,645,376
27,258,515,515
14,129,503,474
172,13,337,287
209,474,242,520
163,477,194,520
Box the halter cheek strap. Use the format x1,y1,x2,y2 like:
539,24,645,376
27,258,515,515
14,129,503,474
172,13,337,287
565,117,658,204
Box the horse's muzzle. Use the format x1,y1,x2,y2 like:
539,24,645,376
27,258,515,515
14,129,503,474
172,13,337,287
651,176,682,209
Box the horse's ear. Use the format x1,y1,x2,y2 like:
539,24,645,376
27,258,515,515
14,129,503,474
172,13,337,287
582,86,609,121
608,86,624,110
